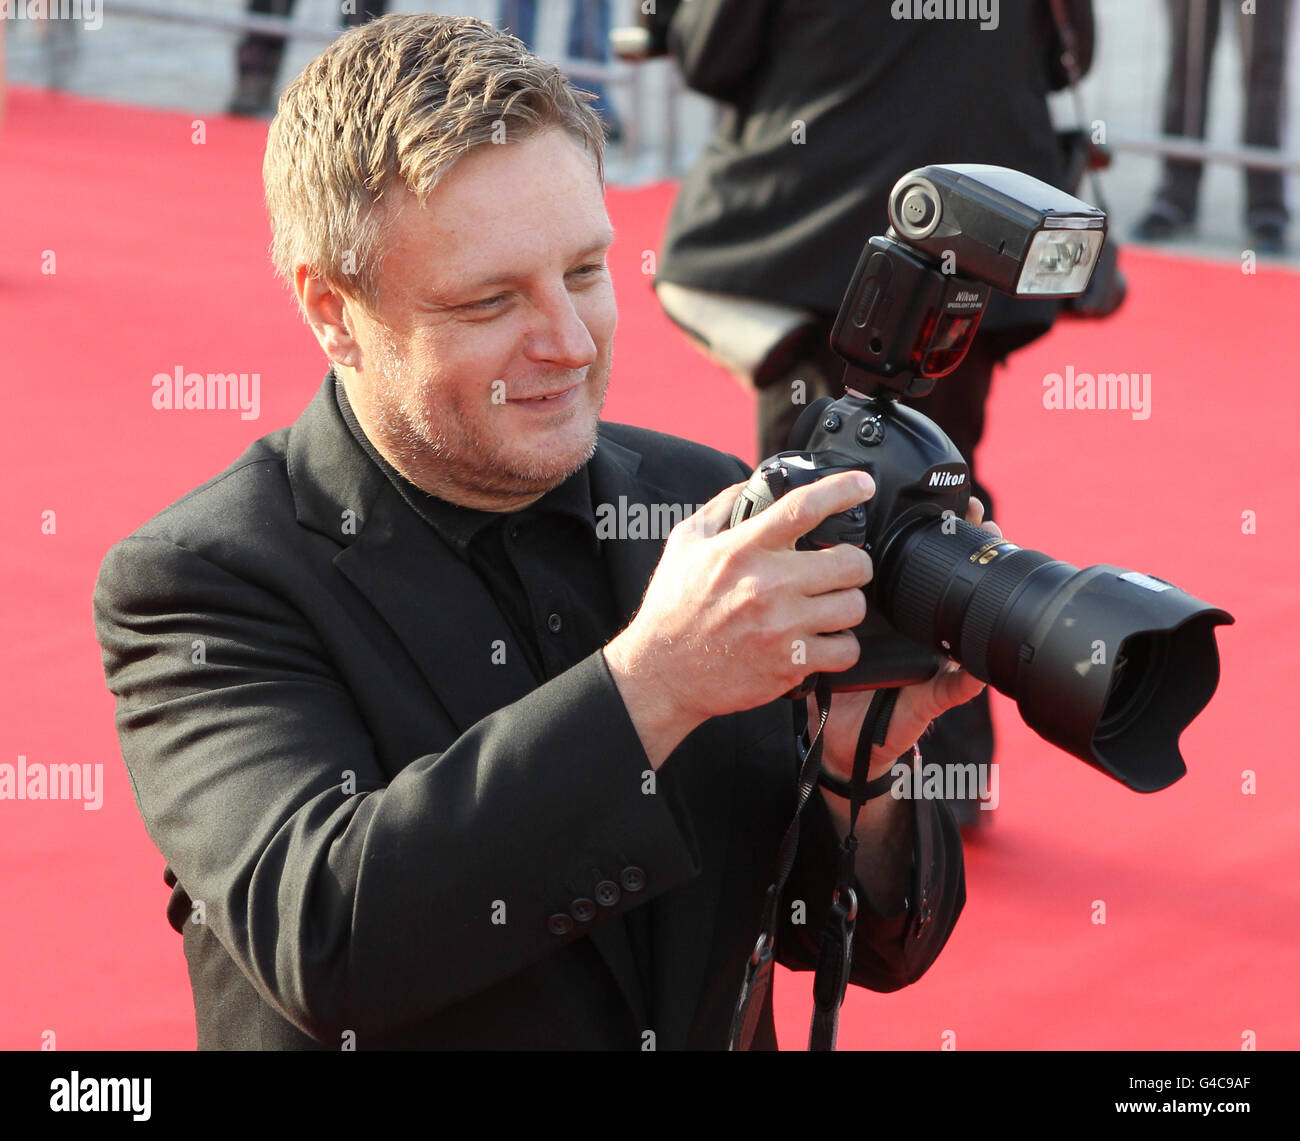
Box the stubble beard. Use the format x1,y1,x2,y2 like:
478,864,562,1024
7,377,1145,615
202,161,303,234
367,331,611,504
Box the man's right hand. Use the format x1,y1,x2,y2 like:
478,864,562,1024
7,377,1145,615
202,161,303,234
603,470,875,769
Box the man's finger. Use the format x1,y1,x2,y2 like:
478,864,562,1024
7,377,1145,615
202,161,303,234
793,543,873,596
910,665,986,727
744,470,875,550
965,495,1002,539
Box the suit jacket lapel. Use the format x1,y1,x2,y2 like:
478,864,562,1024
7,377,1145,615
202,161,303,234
287,375,740,1043
286,374,542,732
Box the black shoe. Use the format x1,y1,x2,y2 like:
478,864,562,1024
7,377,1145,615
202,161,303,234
1131,205,1193,243
227,73,276,117
1249,222,1288,256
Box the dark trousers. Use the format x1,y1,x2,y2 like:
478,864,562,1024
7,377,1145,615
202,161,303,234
1153,0,1292,228
498,1,620,126
236,0,388,81
759,326,998,779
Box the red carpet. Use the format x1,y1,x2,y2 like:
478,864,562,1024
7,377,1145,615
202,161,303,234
2,84,1297,1050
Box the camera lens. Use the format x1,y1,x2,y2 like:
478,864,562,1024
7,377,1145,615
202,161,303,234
877,515,1231,791
1095,634,1165,736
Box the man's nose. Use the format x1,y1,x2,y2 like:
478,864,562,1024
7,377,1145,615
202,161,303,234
524,286,598,369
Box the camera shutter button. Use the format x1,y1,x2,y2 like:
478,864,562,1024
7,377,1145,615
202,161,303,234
856,417,885,446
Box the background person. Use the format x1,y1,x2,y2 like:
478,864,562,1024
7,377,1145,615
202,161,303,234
497,0,624,139
1132,0,1292,254
227,0,389,116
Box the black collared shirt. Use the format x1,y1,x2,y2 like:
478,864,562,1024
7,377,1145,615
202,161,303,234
334,376,622,685
334,376,654,1007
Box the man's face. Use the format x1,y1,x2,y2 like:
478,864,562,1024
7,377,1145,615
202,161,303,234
341,128,617,510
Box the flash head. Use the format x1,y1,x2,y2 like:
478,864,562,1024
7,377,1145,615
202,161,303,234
888,164,1107,297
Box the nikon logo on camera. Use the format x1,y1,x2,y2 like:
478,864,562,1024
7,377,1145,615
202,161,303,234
927,469,967,489
890,0,999,32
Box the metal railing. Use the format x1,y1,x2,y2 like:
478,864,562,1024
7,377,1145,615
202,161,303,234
1,0,688,179
4,1,1295,186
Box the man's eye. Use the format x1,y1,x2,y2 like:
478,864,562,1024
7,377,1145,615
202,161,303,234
464,265,605,310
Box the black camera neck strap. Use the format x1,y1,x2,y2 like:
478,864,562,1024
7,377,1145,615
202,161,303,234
726,678,833,1051
727,682,903,1051
809,685,901,1051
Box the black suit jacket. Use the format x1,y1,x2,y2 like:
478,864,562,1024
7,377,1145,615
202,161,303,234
93,372,964,1049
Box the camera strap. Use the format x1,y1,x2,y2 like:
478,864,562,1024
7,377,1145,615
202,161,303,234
726,677,833,1051
727,681,903,1051
809,685,901,1051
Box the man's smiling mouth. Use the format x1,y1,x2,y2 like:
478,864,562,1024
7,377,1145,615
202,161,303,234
510,383,580,403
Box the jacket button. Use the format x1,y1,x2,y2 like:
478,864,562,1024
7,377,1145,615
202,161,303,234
595,880,621,907
547,612,562,633
620,866,646,893
570,898,596,923
547,913,574,936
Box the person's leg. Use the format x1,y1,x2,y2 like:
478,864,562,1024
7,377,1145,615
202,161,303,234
900,336,999,826
230,0,295,115
755,319,842,461
500,0,540,47
566,1,621,134
904,335,998,523
1136,0,1219,236
1239,0,1291,248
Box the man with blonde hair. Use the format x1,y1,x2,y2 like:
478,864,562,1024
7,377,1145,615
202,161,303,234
94,13,979,1050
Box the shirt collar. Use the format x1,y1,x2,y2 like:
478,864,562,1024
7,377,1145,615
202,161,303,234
332,372,600,556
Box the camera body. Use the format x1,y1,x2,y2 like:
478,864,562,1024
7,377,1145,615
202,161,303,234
732,395,978,693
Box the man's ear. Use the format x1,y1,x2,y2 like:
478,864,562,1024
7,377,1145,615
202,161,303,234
296,267,363,369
